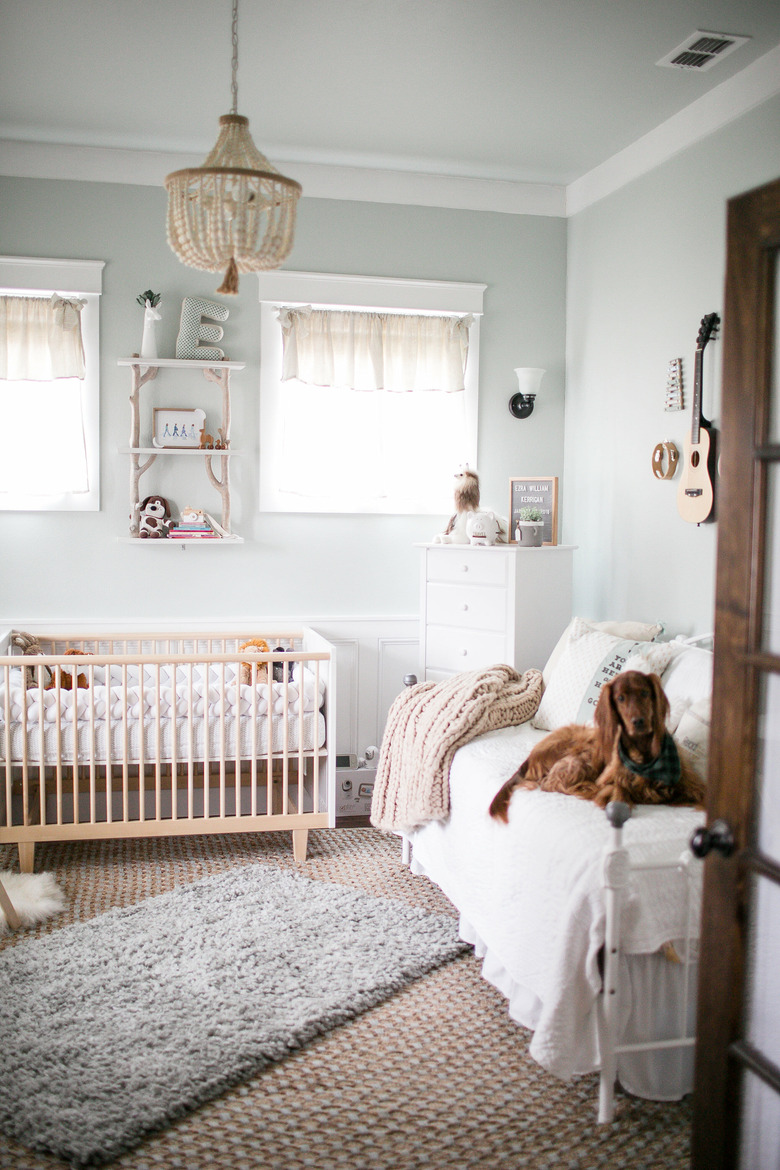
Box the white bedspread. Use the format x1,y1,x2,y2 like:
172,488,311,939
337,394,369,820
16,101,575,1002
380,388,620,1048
409,722,705,1083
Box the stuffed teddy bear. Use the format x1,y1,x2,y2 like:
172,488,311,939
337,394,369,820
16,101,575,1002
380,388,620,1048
466,510,500,546
47,648,92,690
139,495,172,538
238,638,270,685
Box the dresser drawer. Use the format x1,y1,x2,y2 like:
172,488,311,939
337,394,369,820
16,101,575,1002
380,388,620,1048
425,625,509,673
426,548,508,587
426,581,506,631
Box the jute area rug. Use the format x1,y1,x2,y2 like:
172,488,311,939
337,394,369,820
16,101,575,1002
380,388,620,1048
0,829,692,1170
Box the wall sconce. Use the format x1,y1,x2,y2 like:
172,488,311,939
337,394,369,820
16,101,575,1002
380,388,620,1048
509,367,545,419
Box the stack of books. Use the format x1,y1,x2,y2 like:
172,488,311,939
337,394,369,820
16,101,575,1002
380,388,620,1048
167,518,220,540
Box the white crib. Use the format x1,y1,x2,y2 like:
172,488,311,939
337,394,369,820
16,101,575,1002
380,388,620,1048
0,627,336,871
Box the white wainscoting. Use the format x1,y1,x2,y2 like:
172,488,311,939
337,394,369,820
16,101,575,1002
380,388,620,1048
313,617,420,757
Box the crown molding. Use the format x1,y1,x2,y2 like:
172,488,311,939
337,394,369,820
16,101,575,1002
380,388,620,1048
0,139,565,217
567,41,780,216
1,42,778,219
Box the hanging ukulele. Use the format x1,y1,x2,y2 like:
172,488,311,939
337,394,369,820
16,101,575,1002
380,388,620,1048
678,312,720,524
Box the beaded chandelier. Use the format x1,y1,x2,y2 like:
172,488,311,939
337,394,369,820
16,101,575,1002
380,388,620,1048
165,0,301,295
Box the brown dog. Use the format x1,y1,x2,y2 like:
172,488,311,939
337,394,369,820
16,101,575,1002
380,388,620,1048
489,670,705,822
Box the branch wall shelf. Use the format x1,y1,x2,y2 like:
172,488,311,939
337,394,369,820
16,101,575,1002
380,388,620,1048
119,357,245,544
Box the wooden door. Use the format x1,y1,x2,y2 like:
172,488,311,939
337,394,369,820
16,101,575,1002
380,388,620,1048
691,176,780,1168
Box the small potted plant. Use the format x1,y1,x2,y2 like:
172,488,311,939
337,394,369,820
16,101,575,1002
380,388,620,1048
514,506,545,547
137,289,162,362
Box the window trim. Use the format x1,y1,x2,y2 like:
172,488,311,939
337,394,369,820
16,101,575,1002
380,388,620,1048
0,256,104,512
256,271,484,515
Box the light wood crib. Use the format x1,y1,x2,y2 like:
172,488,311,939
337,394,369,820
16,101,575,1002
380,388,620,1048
0,627,335,871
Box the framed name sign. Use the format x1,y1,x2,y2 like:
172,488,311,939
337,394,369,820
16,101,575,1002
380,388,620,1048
509,477,559,545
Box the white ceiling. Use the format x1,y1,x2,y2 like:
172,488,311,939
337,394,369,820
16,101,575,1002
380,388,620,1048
2,0,780,209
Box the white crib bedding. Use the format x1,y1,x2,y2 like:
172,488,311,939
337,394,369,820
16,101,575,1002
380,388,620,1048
409,722,705,1095
0,662,326,764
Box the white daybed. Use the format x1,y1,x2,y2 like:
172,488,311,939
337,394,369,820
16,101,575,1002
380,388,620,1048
400,619,713,1119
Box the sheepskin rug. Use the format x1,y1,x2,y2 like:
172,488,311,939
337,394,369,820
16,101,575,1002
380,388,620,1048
0,870,65,933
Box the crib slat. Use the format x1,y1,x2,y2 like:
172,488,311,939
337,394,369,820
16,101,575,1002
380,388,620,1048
295,657,304,814
87,663,97,825
154,662,162,822
20,665,29,827
187,661,195,819
36,663,46,826
121,663,130,824
138,661,146,823
105,659,113,824
3,666,12,829
249,661,258,817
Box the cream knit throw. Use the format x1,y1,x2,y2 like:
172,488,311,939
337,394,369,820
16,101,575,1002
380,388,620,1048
370,665,543,835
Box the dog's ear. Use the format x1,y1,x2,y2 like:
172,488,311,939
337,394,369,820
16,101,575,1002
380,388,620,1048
594,678,620,764
647,672,669,757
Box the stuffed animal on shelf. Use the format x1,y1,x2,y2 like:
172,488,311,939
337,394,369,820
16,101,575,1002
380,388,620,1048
433,467,481,544
239,638,270,685
138,495,172,538
466,510,500,546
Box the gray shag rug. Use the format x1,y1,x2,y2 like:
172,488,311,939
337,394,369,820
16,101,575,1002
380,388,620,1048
0,864,468,1167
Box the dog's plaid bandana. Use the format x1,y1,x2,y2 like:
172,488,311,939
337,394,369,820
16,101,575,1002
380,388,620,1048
618,732,682,789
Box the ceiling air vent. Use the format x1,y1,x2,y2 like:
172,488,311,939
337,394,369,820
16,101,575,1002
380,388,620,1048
657,30,750,71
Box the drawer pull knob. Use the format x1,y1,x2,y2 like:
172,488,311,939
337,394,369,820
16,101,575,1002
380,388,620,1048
462,604,469,611
461,649,468,656
461,564,469,572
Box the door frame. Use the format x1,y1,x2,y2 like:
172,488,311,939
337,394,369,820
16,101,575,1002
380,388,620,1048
691,176,780,1168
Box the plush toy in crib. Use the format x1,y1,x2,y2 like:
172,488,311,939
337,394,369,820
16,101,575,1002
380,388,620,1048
47,648,92,690
433,467,481,544
139,495,172,538
11,631,51,689
466,510,500,545
239,638,270,684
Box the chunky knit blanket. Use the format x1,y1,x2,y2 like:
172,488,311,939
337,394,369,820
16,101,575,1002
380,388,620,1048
370,665,543,835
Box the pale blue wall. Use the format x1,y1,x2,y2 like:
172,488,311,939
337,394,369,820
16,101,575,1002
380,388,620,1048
565,94,780,637
3,91,778,634
0,182,566,623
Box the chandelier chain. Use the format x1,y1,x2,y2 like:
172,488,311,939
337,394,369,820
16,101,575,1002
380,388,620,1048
230,0,239,114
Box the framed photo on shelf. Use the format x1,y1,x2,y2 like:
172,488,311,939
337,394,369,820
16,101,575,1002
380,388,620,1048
152,407,206,449
509,477,559,545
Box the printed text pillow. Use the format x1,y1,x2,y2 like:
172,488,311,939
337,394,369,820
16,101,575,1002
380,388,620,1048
532,618,676,731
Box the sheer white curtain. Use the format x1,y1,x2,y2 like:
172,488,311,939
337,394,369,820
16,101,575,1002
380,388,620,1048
0,294,89,495
274,307,474,509
0,294,86,380
278,307,472,392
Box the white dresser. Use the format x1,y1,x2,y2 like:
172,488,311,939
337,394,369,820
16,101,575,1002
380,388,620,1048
418,543,575,681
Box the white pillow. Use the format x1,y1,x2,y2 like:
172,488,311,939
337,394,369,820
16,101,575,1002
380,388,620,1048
542,618,663,686
660,643,713,718
533,617,676,731
674,697,711,782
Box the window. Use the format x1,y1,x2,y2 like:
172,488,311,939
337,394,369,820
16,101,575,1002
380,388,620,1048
0,256,103,511
257,271,484,514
